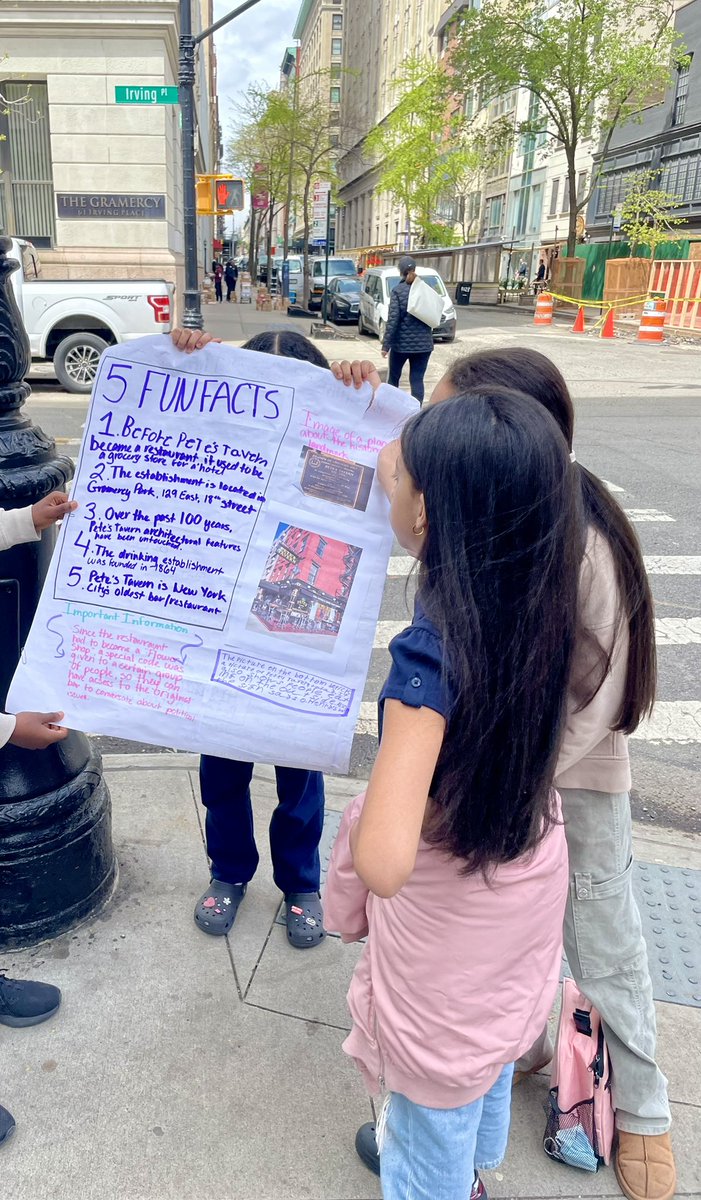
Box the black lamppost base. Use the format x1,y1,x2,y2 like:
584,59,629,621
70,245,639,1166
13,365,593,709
0,737,116,950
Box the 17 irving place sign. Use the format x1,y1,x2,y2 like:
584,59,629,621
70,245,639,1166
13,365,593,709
57,193,166,220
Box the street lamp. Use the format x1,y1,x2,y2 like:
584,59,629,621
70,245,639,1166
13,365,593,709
179,0,265,330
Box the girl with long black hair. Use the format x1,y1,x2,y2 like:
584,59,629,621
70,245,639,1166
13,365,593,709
426,348,672,1200
324,388,582,1200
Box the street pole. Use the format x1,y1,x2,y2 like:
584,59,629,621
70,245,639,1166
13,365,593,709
322,188,331,326
179,0,264,329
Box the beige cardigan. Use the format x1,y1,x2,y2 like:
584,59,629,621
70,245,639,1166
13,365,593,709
555,530,632,795
0,506,40,748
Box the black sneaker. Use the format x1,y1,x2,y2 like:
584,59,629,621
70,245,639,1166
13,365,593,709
0,973,61,1028
0,1104,16,1147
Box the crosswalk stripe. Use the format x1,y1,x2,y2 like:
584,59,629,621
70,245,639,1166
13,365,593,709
357,700,701,742
655,618,701,646
626,509,676,522
644,556,701,574
386,552,697,579
632,702,701,744
368,619,701,650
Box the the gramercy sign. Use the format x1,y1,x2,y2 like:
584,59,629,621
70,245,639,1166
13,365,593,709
56,194,166,220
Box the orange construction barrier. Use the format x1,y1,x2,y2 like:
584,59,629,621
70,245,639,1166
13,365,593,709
571,306,585,334
637,294,667,343
533,292,554,326
600,308,615,339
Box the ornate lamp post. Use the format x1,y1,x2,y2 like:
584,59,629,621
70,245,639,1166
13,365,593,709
0,236,116,950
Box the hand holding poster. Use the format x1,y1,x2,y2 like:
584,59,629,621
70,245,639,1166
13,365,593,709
8,337,417,771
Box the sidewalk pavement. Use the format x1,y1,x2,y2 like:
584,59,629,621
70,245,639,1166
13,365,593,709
1,756,700,1200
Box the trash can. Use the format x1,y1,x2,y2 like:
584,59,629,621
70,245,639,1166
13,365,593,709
455,281,473,305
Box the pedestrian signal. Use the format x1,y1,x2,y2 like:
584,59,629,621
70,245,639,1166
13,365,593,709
215,179,244,212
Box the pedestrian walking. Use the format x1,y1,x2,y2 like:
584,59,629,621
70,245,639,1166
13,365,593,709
0,490,78,1146
169,325,332,949
382,256,434,404
224,259,238,302
213,262,223,303
428,348,674,1200
324,387,581,1200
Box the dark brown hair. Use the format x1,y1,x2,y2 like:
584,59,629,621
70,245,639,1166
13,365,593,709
443,348,656,733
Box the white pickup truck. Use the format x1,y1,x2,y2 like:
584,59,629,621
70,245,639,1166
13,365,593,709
9,237,174,393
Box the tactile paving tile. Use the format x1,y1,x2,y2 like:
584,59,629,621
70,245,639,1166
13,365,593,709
632,861,701,1008
278,818,701,1008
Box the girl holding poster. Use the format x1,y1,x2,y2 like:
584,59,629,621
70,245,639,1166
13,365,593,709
323,390,581,1200
170,327,332,950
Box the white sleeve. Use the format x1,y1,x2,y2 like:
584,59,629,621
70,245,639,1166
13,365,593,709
0,506,40,552
0,712,17,749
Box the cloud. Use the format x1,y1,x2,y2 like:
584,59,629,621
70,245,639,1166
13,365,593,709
212,0,300,141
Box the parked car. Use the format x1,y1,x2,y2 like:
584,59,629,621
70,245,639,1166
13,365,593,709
358,265,457,343
9,237,173,393
324,275,363,323
308,256,357,310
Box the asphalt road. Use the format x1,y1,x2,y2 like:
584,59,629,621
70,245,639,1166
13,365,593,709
23,306,701,832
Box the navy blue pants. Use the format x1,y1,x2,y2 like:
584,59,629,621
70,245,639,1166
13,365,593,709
199,756,325,895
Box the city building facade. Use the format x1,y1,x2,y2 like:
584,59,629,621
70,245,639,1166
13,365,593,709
292,0,344,251
0,0,219,298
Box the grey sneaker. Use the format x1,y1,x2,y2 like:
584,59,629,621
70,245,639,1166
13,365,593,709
0,973,61,1028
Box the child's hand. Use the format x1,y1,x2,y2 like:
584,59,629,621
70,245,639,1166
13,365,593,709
171,328,222,353
330,359,382,392
32,493,78,531
10,712,69,749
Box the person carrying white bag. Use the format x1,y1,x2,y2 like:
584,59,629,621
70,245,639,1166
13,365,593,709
382,256,437,404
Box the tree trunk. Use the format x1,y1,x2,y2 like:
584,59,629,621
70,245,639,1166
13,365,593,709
248,207,256,277
566,151,578,257
267,199,275,282
302,177,312,309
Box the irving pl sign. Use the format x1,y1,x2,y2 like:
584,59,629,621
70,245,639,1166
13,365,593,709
56,194,166,220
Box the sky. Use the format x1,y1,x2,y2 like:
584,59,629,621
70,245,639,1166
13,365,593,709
213,0,300,141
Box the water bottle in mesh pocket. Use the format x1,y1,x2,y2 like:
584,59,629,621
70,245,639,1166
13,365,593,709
543,978,614,1171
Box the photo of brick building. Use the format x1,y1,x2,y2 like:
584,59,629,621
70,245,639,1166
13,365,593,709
250,523,362,649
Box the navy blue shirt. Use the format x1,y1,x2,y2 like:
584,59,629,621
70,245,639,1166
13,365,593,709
377,601,452,739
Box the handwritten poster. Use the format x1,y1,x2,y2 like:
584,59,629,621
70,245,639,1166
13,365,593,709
8,336,417,771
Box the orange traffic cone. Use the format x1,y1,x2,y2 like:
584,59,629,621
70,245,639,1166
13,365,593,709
600,308,615,338
571,306,585,334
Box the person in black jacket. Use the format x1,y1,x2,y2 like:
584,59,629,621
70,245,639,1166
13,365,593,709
382,255,434,404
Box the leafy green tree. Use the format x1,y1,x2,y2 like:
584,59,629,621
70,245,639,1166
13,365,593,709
364,56,507,248
448,0,687,255
620,170,685,258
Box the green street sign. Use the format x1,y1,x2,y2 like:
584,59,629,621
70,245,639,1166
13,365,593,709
115,86,179,105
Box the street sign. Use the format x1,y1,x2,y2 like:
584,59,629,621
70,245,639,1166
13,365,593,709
115,85,179,105
215,179,244,212
612,204,623,233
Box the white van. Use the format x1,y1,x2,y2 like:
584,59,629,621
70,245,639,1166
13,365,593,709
358,265,457,343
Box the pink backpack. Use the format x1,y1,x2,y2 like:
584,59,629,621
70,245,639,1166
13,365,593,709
543,978,615,1171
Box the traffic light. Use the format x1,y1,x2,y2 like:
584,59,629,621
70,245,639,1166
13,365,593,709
195,175,245,215
215,179,244,212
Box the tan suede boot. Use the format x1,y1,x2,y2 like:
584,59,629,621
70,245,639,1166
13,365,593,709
614,1131,676,1200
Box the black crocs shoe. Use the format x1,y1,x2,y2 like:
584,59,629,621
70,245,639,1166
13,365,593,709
285,892,326,949
194,880,247,936
0,1104,16,1148
355,1121,380,1176
0,973,61,1028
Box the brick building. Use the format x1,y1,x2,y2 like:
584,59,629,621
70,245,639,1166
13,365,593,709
253,525,361,636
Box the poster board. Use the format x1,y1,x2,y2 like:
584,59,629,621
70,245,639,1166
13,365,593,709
8,337,417,772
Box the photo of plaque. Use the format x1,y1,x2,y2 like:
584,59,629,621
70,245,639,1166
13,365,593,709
298,448,375,511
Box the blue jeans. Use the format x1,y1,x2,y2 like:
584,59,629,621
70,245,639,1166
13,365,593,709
199,756,325,895
381,1064,514,1200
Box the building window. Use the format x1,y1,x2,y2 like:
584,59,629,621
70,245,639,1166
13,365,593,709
316,537,327,557
332,13,343,30
548,178,560,216
577,171,588,202
0,81,54,246
330,86,341,105
483,194,504,238
331,37,342,57
561,177,570,213
309,563,319,585
672,57,692,126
